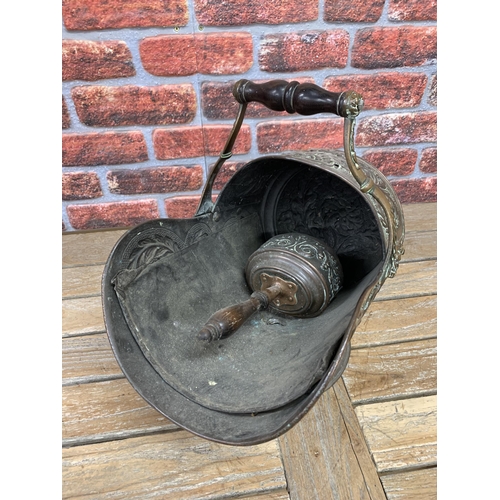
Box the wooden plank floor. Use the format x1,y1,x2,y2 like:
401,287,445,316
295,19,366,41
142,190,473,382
62,202,437,499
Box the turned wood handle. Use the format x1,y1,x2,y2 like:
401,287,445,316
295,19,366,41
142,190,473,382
232,79,364,118
197,284,282,342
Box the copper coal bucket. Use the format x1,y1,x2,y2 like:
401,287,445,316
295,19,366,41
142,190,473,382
102,80,405,445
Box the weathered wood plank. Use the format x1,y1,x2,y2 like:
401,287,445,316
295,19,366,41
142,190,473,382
401,203,436,233
400,230,436,263
240,491,290,500
62,432,287,500
279,380,386,500
62,229,126,268
63,333,122,385
352,296,437,348
381,467,437,500
332,379,388,500
355,395,437,474
62,378,176,446
343,339,436,405
375,260,436,301
62,264,104,299
62,295,105,337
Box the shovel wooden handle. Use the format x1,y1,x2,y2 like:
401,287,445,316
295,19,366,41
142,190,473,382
197,284,282,343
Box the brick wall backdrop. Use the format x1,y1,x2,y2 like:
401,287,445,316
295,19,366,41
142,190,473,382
62,0,437,231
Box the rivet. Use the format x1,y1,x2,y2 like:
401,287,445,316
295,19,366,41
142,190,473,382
174,26,180,32
198,25,204,31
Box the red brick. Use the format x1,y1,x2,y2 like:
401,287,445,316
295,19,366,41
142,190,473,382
324,72,427,110
140,35,197,77
257,119,344,153
62,96,70,129
390,177,437,203
71,84,197,127
140,33,253,77
324,0,384,23
154,127,204,159
201,78,315,120
212,162,246,191
196,33,253,75
352,27,437,69
153,125,251,160
165,196,201,219
62,172,103,200
362,148,417,177
62,0,188,31
107,166,203,194
420,148,437,173
194,0,318,26
63,132,148,166
259,31,349,72
356,112,437,147
428,74,437,106
62,40,135,81
388,0,437,21
67,200,159,230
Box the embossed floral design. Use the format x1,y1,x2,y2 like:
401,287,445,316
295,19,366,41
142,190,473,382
124,223,213,270
262,233,342,297
274,171,382,259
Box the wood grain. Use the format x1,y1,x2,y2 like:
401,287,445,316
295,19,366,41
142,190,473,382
352,295,437,348
332,379,388,500
63,378,176,446
62,432,287,500
240,491,290,499
62,295,105,337
355,395,437,473
62,264,104,299
381,467,437,500
62,229,126,268
401,203,436,232
399,230,436,263
342,338,437,405
63,333,122,385
279,381,386,500
375,261,437,301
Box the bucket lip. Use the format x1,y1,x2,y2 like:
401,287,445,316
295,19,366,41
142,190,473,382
222,149,364,191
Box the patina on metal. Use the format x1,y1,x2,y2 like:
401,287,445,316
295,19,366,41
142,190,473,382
102,79,405,445
198,232,343,342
